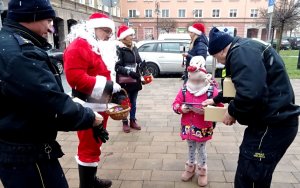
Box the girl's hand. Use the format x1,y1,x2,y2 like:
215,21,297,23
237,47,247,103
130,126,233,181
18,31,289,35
202,99,215,106
181,104,190,113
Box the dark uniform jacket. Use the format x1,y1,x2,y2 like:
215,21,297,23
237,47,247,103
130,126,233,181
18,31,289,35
186,34,209,63
217,37,300,126
0,20,95,163
115,45,142,92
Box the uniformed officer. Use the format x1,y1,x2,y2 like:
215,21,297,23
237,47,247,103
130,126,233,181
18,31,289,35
0,0,109,187
203,27,300,188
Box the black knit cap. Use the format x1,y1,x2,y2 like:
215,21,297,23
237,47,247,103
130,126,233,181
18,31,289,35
208,27,234,55
7,0,56,22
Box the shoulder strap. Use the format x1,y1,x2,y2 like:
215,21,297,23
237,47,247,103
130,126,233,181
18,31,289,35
182,84,187,102
206,83,214,99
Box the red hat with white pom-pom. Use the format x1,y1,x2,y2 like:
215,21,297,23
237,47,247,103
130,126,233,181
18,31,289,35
117,25,135,40
188,23,205,35
87,13,115,32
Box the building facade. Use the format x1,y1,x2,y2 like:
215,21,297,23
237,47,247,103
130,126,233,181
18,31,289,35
1,0,122,49
120,0,269,41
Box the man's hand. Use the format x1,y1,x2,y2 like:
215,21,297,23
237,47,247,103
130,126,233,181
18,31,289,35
113,83,121,93
93,112,103,127
182,53,188,57
202,99,215,106
222,110,236,126
93,123,109,143
181,104,190,114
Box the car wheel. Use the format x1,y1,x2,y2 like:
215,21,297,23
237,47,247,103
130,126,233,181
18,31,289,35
56,61,64,74
147,62,160,78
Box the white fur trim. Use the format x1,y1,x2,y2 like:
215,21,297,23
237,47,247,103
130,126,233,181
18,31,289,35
75,156,98,167
188,70,207,80
90,76,107,100
188,26,202,35
87,18,115,32
118,28,135,40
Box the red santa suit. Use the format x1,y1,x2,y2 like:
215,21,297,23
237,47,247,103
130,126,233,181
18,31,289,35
64,13,118,167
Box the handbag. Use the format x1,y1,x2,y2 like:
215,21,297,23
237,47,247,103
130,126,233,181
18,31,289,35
118,75,137,84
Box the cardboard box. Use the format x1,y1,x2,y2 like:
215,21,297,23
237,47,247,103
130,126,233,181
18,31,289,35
223,77,236,97
204,106,227,122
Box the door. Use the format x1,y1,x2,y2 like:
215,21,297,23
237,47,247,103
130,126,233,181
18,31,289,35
156,42,185,73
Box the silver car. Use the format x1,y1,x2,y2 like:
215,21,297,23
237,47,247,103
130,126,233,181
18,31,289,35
136,40,214,77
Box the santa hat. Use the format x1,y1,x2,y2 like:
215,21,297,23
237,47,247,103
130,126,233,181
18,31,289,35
188,56,208,80
188,23,206,35
117,25,135,40
86,13,115,32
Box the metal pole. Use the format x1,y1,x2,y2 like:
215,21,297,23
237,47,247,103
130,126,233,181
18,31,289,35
297,49,300,69
267,13,273,41
157,14,158,39
212,57,216,79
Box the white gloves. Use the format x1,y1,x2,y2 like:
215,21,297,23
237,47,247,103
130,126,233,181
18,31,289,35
113,83,122,93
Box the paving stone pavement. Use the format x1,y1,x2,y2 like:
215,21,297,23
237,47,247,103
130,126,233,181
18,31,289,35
1,78,300,188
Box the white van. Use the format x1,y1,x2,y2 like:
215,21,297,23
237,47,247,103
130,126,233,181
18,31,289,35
158,33,190,41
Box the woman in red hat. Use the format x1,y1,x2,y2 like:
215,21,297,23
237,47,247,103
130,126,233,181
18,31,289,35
182,23,209,82
115,25,143,133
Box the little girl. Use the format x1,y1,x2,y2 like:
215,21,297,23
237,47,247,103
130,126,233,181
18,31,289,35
172,56,221,187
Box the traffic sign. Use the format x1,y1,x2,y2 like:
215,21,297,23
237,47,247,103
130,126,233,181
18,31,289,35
268,0,275,6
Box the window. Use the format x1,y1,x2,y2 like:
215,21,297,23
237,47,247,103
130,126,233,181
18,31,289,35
229,9,237,17
250,9,258,17
88,0,94,6
161,42,181,53
144,28,154,40
129,10,137,18
212,9,220,17
79,0,85,4
161,9,170,18
145,9,153,18
139,43,156,52
194,9,203,18
178,9,186,18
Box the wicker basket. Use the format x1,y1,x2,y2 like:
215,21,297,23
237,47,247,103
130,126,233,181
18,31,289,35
106,89,131,120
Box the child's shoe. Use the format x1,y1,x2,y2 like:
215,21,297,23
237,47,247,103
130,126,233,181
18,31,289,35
197,164,208,187
181,162,195,181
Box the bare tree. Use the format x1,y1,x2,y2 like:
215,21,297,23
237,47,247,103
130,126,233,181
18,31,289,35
157,18,177,33
260,0,300,52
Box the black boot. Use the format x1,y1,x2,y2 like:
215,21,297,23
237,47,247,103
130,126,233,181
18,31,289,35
78,165,112,188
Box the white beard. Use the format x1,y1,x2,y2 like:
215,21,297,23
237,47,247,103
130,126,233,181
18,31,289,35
97,40,118,82
186,80,210,97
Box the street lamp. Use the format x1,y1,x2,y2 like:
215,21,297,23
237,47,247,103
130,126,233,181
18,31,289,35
155,0,160,40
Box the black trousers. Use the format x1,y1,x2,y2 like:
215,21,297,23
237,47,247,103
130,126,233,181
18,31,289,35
0,159,68,188
234,117,298,188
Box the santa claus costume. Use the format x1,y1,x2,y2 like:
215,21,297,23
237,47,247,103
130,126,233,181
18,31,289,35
64,13,120,188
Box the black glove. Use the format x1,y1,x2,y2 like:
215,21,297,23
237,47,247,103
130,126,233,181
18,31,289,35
92,123,109,143
129,71,140,79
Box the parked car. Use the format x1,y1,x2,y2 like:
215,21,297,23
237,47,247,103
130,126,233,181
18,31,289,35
287,37,300,50
267,39,291,50
136,40,214,77
47,49,64,74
